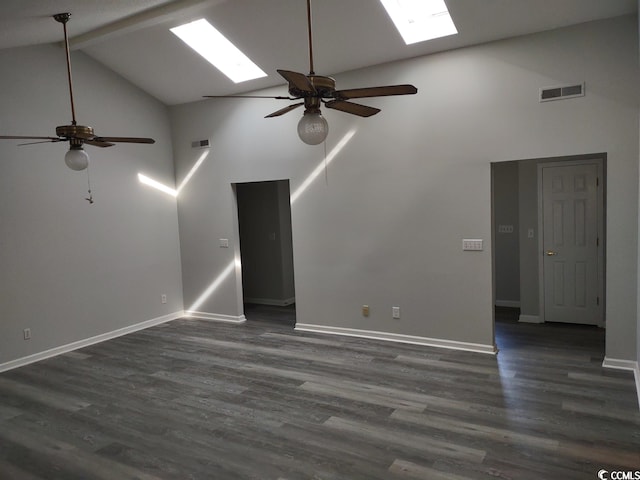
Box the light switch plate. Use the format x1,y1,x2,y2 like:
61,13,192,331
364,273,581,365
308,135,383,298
462,239,483,251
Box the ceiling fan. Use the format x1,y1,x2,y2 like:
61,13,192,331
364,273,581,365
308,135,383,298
204,0,418,145
0,13,155,172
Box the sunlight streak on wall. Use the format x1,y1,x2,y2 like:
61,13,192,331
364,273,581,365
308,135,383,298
138,173,177,197
290,129,357,204
138,150,210,198
187,259,236,313
177,150,209,194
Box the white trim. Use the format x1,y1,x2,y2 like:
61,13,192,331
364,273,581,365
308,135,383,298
0,310,185,374
495,300,521,308
295,324,496,355
602,357,640,410
184,311,246,323
244,297,295,306
602,357,637,370
518,314,543,324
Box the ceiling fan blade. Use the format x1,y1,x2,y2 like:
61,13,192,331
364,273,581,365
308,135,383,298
325,100,380,117
277,70,315,94
85,139,115,148
204,95,296,100
265,102,305,118
93,136,156,144
0,135,61,141
17,139,65,146
334,84,418,100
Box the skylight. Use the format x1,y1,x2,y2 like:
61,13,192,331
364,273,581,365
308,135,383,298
380,0,458,45
170,19,266,83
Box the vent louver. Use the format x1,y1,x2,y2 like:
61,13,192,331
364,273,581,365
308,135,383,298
191,139,210,148
540,83,584,102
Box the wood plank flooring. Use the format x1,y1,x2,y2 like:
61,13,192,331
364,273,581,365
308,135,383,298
0,306,638,479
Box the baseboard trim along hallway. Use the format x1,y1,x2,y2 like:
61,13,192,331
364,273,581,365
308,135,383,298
295,323,497,354
0,310,185,374
184,311,247,323
602,357,640,409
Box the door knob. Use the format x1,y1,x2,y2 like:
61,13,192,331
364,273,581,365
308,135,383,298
545,250,558,256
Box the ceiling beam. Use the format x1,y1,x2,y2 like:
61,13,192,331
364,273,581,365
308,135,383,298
68,0,226,50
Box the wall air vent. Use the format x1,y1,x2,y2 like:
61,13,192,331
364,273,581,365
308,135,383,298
539,83,585,102
191,139,210,149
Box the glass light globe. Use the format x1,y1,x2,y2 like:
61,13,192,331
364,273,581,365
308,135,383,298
65,147,89,171
297,111,328,145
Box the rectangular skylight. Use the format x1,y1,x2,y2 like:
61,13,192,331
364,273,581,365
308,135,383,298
380,0,458,45
170,19,266,83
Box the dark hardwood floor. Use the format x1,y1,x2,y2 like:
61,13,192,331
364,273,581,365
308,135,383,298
244,303,296,326
0,307,638,479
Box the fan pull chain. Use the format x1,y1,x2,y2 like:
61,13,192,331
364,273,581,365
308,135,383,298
85,165,94,204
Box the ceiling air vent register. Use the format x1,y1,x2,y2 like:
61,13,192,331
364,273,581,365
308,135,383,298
539,83,585,102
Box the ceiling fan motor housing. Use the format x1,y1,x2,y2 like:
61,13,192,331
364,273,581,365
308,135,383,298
56,125,94,140
288,75,336,99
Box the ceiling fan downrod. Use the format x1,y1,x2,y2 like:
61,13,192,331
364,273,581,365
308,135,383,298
306,0,315,75
53,13,77,126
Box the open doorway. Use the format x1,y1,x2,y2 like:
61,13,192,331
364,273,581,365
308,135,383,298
492,154,606,349
235,180,296,326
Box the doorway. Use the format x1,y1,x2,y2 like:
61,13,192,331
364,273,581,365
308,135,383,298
492,154,605,327
235,180,296,326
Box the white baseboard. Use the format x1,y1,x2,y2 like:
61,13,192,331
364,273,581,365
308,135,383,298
495,300,521,308
602,357,640,411
184,311,246,323
518,314,542,324
295,323,496,355
244,297,295,307
0,310,185,374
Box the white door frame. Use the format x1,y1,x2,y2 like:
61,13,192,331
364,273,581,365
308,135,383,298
536,157,605,326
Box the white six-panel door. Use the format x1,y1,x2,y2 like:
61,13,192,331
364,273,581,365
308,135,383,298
540,161,603,325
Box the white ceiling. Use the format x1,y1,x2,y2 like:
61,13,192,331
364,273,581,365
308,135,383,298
0,0,636,106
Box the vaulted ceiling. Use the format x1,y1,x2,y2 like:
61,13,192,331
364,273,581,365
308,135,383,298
0,0,636,105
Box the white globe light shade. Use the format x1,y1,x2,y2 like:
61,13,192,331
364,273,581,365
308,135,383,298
297,112,328,145
65,147,89,171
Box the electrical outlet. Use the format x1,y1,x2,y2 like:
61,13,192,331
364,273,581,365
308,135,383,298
362,305,370,317
23,328,31,340
392,307,400,319
161,294,167,304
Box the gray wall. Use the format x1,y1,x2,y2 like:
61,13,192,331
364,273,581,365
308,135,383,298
237,180,295,305
172,16,639,358
493,162,520,306
0,45,183,365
